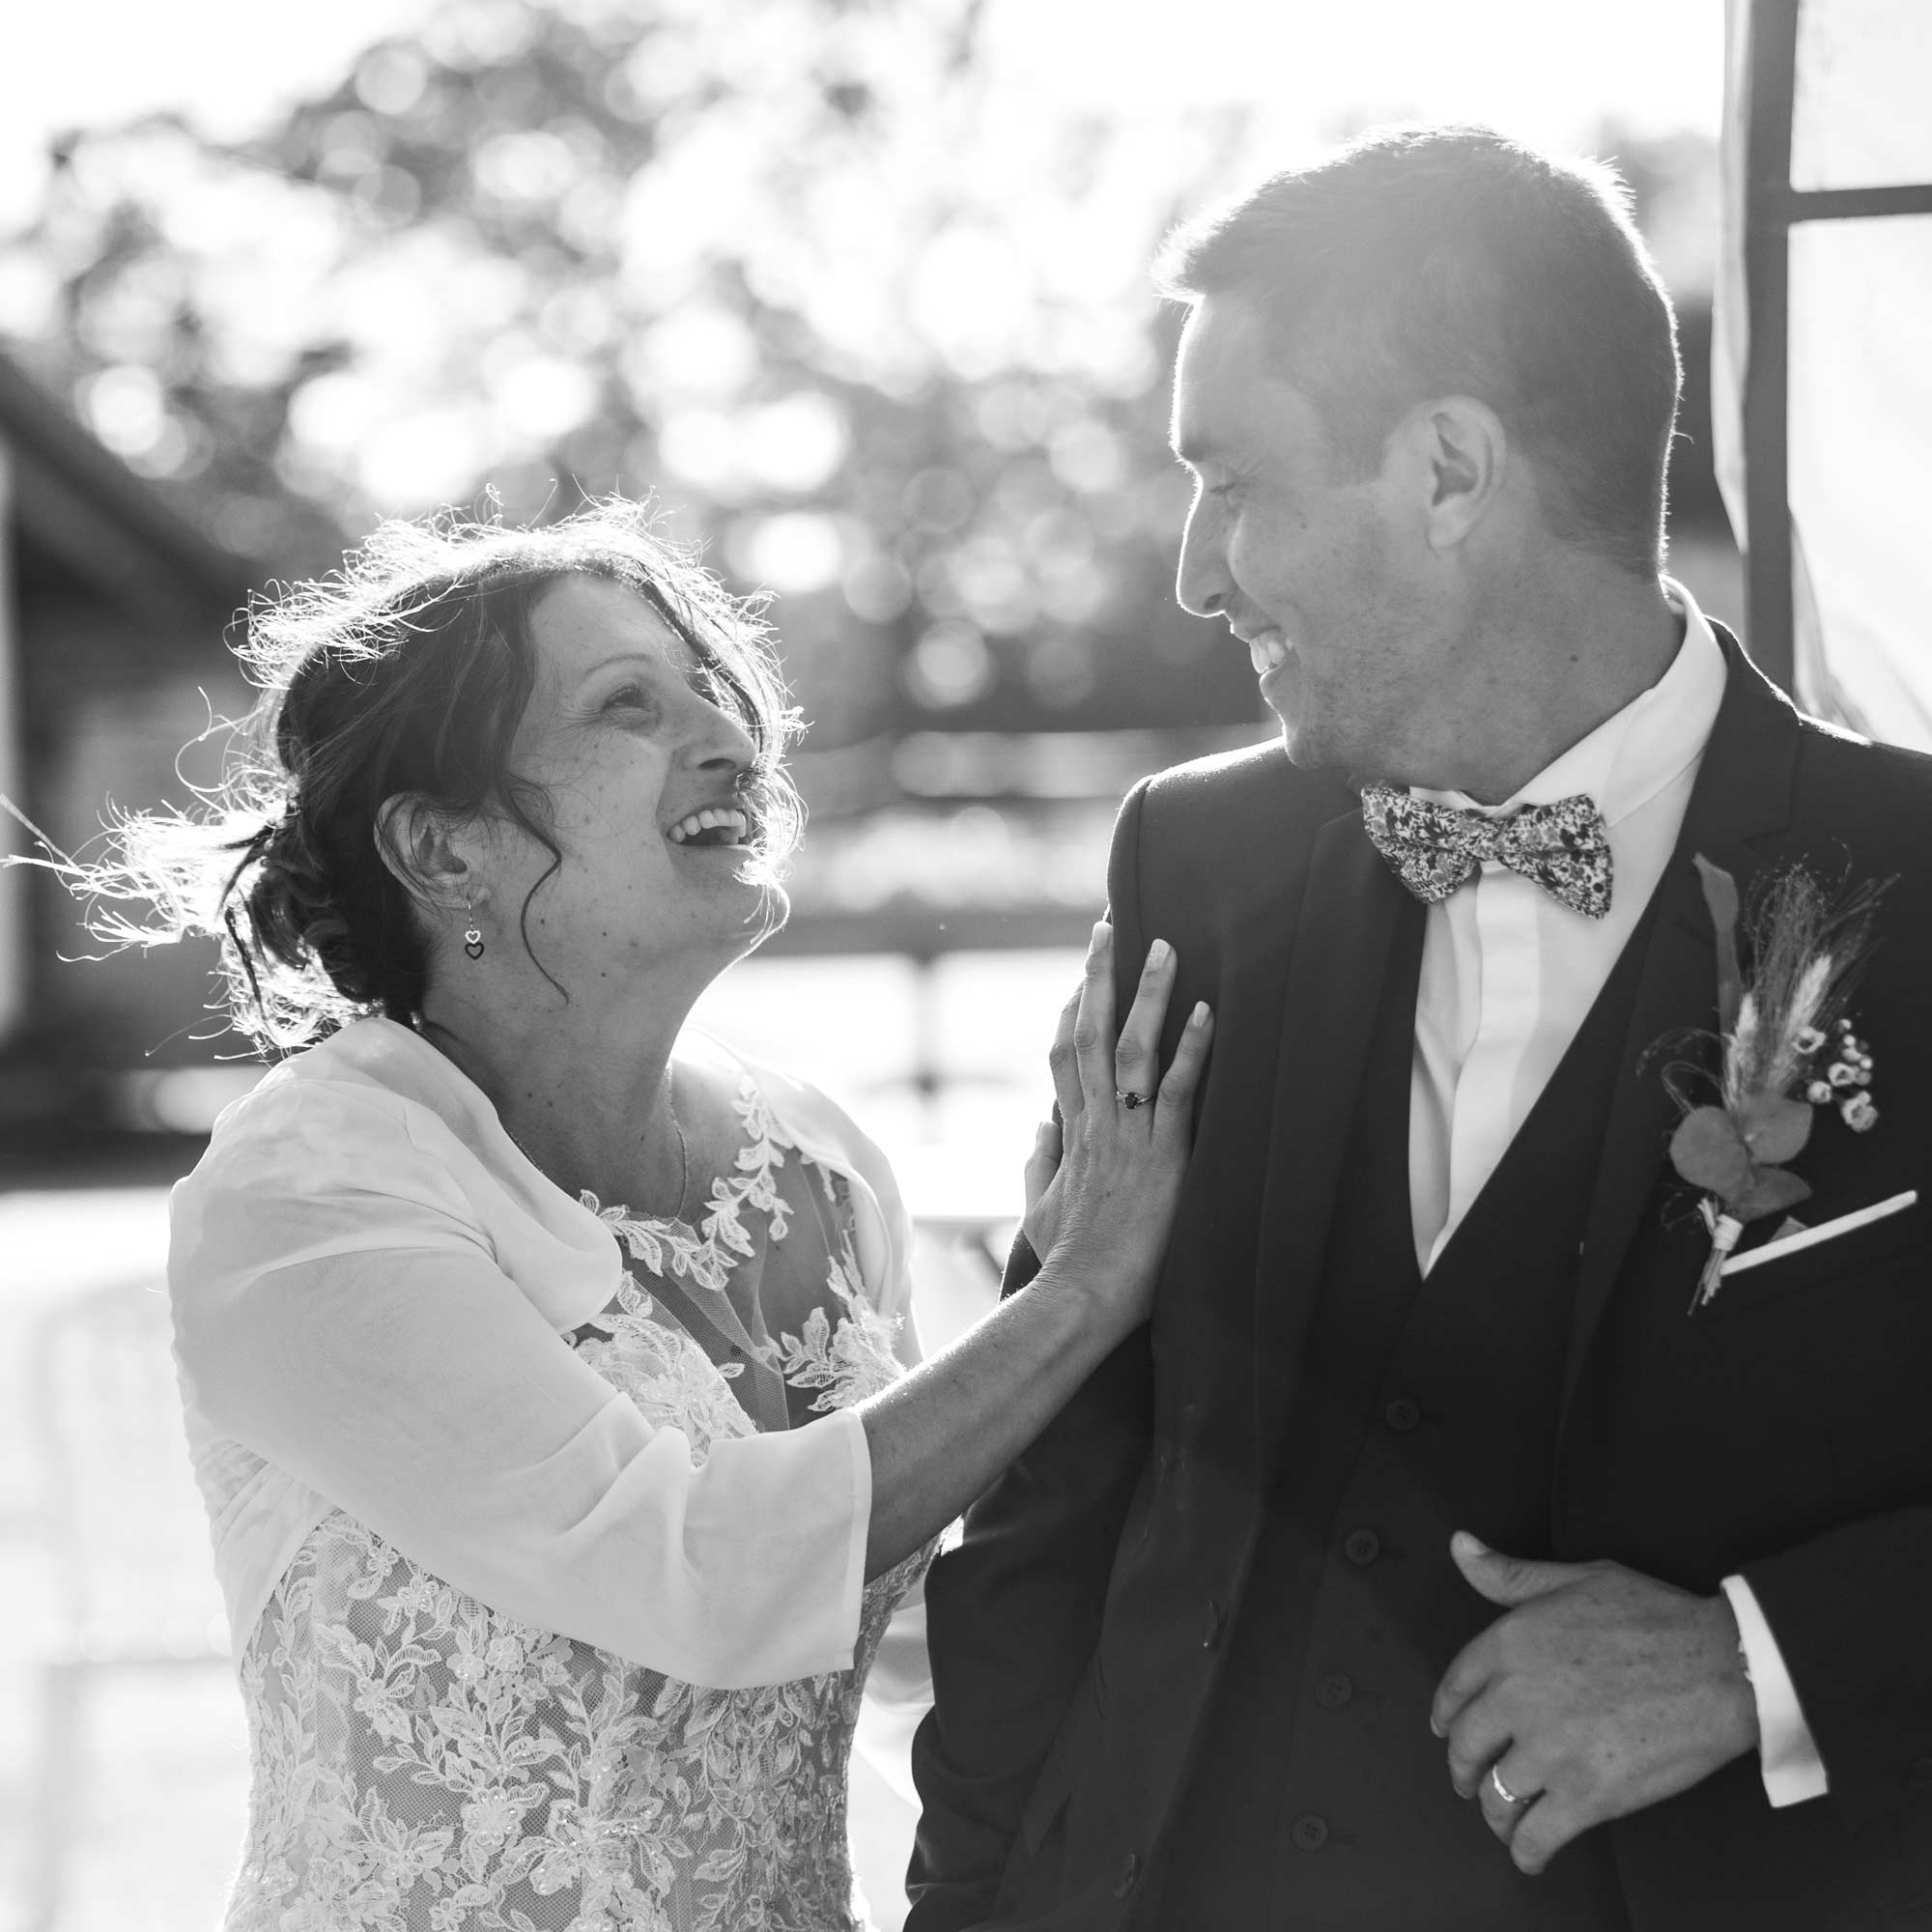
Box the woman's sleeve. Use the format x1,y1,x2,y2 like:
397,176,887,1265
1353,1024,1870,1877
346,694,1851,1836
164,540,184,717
169,1080,869,1690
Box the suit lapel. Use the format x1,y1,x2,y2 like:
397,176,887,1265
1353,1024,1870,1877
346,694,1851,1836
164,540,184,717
1251,802,1419,1472
1556,630,1803,1430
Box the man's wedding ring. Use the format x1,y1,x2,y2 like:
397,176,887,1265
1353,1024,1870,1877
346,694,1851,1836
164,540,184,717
1115,1088,1150,1109
1489,1765,1529,1808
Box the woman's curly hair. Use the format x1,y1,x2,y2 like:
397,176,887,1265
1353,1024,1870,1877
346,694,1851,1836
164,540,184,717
81,499,802,1052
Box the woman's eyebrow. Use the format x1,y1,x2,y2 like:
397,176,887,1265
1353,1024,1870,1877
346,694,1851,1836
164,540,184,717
578,649,671,687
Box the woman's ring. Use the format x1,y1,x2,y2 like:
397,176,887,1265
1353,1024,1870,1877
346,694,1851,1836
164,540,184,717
1489,1765,1529,1808
1115,1089,1150,1109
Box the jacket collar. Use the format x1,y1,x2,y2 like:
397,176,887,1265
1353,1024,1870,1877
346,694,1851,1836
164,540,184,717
1555,625,1804,1428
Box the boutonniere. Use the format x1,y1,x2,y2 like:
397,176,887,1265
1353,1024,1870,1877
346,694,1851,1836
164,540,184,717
1664,854,1887,1312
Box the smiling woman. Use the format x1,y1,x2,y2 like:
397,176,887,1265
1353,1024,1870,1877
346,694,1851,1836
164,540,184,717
373,566,797,1095
74,498,1211,1931
115,505,803,1053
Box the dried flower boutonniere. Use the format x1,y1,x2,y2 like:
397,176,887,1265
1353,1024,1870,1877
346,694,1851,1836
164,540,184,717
1666,854,1887,1311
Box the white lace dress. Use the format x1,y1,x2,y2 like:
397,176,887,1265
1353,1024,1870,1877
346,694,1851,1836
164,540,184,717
171,1027,931,1932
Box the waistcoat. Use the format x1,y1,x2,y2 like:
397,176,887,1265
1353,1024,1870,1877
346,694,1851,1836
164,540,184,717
1149,897,1653,1929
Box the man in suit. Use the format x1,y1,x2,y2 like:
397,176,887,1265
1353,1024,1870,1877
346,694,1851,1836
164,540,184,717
906,126,1932,1929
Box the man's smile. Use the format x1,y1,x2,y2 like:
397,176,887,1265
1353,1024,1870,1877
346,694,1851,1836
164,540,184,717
1243,627,1291,674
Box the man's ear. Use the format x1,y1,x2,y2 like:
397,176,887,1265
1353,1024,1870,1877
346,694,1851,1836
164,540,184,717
374,793,479,911
1396,397,1508,553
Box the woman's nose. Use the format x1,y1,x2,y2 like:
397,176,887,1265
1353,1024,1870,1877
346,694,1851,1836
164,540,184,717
678,681,758,775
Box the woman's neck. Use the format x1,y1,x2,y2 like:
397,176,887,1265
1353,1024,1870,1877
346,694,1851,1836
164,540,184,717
414,992,694,1217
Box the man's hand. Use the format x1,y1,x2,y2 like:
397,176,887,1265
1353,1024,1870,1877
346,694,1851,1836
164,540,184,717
1431,1532,1761,1875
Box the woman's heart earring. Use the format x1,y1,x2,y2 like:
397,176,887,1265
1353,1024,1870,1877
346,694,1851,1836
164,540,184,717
463,898,484,960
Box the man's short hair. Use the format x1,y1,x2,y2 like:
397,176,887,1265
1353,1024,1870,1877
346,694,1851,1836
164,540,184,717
1153,125,1682,577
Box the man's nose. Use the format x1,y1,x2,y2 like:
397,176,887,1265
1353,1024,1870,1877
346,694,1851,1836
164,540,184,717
1175,498,1229,619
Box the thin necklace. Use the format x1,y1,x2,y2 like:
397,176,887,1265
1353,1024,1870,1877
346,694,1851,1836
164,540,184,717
519,1079,692,1223
658,1096,695,1224
414,1018,694,1222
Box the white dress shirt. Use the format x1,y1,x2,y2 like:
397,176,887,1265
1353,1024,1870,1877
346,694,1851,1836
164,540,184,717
1403,579,1825,1806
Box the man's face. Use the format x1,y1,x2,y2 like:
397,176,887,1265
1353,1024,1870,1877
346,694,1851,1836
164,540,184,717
1172,295,1442,779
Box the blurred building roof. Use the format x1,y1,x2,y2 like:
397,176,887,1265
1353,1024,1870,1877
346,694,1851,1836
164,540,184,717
0,349,264,1109
0,350,251,640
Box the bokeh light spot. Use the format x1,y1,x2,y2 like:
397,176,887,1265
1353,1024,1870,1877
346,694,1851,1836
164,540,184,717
904,620,996,709
1024,632,1099,708
355,44,430,120
79,363,166,458
901,466,975,532
842,552,915,624
1048,418,1126,494
733,511,844,594
621,305,759,406
744,391,850,495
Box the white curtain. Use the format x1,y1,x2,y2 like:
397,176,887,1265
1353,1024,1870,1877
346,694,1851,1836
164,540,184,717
1715,0,1932,750
0,440,22,1041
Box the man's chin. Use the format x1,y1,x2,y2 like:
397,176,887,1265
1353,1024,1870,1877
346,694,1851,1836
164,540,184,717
1263,667,1343,771
1269,708,1351,775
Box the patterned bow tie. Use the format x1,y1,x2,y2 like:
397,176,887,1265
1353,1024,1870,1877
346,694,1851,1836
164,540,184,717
1359,783,1614,920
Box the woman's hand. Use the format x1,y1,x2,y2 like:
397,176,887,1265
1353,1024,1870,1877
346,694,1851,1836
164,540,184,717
1023,922,1211,1329
860,921,1208,1576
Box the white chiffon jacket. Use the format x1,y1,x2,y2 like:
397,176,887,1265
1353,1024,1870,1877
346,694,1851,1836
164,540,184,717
167,1015,915,1691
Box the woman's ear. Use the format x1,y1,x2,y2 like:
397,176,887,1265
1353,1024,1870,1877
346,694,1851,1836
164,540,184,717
374,793,479,911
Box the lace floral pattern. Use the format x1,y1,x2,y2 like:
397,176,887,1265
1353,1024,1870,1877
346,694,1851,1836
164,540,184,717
226,1083,927,1932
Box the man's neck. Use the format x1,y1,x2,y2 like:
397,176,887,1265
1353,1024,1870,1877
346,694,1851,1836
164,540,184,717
1432,569,1684,806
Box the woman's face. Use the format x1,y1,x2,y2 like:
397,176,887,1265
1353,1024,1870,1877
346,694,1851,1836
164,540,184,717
469,573,781,997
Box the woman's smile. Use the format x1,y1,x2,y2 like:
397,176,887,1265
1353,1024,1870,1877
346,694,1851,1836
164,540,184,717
665,803,753,849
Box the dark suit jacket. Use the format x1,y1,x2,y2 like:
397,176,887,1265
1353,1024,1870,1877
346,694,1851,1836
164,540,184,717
908,638,1932,1929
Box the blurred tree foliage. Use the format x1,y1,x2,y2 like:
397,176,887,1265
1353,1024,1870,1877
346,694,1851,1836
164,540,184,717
0,0,1721,776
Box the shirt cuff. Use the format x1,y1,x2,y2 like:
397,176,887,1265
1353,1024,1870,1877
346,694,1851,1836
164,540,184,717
1720,1574,1829,1807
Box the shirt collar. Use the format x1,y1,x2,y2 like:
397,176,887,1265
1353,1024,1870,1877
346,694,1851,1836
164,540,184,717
1416,575,1728,830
